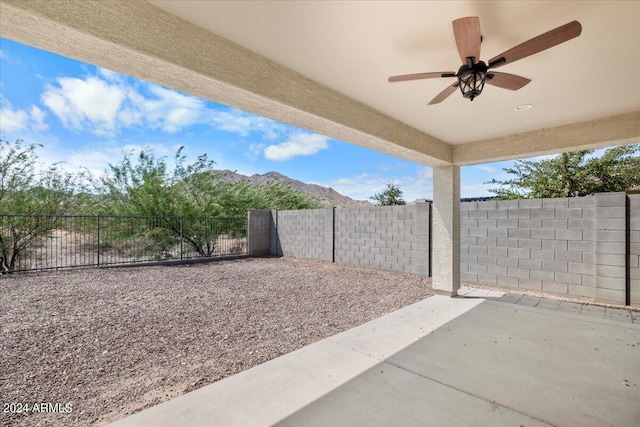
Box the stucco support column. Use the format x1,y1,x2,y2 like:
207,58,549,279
432,165,460,296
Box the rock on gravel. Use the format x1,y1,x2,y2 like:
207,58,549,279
0,257,432,426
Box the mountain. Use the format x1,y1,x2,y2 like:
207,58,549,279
210,170,372,208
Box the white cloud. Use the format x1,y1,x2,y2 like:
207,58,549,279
264,133,329,161
40,73,212,136
142,85,205,132
476,165,496,174
527,154,556,161
328,173,388,201
245,142,265,161
41,76,125,136
400,167,433,201
0,97,49,134
119,143,181,159
31,67,340,164
38,70,292,141
208,109,284,139
58,142,183,178
461,183,495,198
64,149,114,177
0,49,21,67
0,105,28,133
585,148,608,159
29,106,48,132
322,166,434,202
97,67,124,83
41,69,205,137
415,166,433,182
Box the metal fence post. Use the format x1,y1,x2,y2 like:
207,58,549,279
332,207,336,263
180,217,184,260
428,201,433,277
97,215,101,267
626,195,631,306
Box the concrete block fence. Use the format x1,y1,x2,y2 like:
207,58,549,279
461,192,636,305
630,194,640,305
275,208,334,261
248,202,431,276
334,202,430,275
248,193,638,306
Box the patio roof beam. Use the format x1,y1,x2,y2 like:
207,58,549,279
453,111,640,166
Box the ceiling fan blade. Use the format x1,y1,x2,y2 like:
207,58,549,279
452,17,481,64
428,83,459,105
488,20,582,69
389,72,456,82
486,72,531,90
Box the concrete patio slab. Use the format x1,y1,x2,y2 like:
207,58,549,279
109,296,640,427
557,301,584,313
274,361,550,427
579,305,606,319
605,307,634,323
512,295,541,307
385,301,640,427
457,286,505,299
497,293,522,304
535,299,562,311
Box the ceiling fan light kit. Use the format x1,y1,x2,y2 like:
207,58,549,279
457,58,488,101
389,17,582,105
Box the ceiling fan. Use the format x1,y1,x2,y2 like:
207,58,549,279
388,17,582,105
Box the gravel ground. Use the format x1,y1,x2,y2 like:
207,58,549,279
0,257,432,427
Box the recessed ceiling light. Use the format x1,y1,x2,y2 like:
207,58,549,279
514,104,533,112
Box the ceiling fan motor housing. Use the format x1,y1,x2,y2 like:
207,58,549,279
457,60,488,101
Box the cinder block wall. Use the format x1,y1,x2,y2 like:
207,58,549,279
251,202,431,276
250,193,634,305
269,209,278,255
247,209,272,256
334,203,430,275
630,194,640,305
272,208,333,261
460,193,628,304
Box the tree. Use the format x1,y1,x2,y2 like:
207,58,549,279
99,146,321,255
370,182,406,206
225,180,322,214
98,147,220,218
0,139,87,272
487,144,640,199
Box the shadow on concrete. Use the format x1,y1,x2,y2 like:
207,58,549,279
110,297,640,427
273,300,640,427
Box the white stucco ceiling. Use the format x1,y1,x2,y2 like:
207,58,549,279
148,0,640,145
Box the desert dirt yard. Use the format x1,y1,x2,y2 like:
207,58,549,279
0,257,433,426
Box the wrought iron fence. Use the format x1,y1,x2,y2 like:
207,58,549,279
0,214,247,273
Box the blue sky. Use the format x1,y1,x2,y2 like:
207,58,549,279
1,37,533,201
